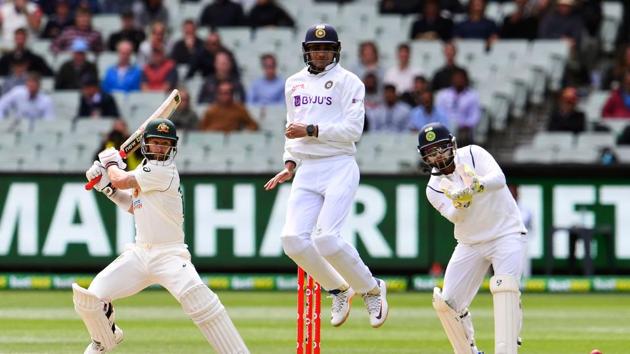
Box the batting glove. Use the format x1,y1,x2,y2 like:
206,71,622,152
98,147,126,170
86,161,115,196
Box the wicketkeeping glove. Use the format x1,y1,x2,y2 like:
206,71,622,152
458,164,484,194
98,147,126,170
439,178,473,209
85,161,115,196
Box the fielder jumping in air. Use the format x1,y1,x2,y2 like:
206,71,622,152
73,119,249,354
265,24,389,328
418,122,527,354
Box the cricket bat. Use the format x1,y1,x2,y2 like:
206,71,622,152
85,89,181,190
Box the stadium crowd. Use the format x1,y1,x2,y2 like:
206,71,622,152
0,0,629,165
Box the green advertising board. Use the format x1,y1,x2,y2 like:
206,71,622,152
1,170,629,273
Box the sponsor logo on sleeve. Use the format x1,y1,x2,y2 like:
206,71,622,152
352,98,364,103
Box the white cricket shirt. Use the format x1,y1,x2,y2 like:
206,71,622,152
426,145,526,244
283,64,365,164
131,160,184,244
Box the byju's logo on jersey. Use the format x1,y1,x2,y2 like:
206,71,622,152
293,95,333,107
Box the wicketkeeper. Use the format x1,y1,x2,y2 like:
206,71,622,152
417,122,527,354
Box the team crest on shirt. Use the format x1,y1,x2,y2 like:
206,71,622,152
324,80,333,89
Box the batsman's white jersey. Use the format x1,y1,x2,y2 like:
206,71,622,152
426,145,527,244
131,161,184,244
283,64,364,163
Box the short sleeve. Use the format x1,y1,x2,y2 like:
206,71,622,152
132,163,175,192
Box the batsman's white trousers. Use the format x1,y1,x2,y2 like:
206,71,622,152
442,233,527,312
88,242,204,302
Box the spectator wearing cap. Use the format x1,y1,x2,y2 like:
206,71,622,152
198,51,245,104
547,87,585,134
499,0,539,40
366,84,412,132
602,70,630,119
199,0,246,28
101,40,142,93
169,88,199,130
247,54,284,106
108,10,146,52
408,90,451,131
0,0,42,46
78,75,120,118
52,8,103,54
1,58,29,95
350,41,384,87
198,81,258,132
0,72,54,127
409,0,454,41
431,42,466,92
435,68,481,146
133,0,169,28
384,43,423,96
0,28,53,77
54,38,98,90
453,0,498,43
40,0,73,39
187,32,239,79
170,19,203,66
141,45,178,92
247,0,295,29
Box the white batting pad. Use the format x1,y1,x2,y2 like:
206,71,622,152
72,283,120,351
180,284,249,354
490,275,521,354
432,287,477,354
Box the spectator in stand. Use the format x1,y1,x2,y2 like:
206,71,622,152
350,41,384,86
538,0,583,48
186,32,239,79
108,10,146,52
77,75,120,118
170,19,203,66
40,0,73,39
436,68,480,146
615,1,630,47
379,0,423,15
384,43,423,96
0,0,42,47
94,119,142,169
547,86,585,134
499,0,539,40
400,75,429,107
432,42,465,92
247,53,284,106
363,72,382,110
1,58,29,95
0,28,53,77
408,90,451,131
101,0,133,14
0,72,54,126
578,0,602,40
52,8,103,54
170,88,199,130
198,81,258,132
137,21,170,67
247,0,295,29
198,51,245,103
199,0,246,28
366,84,412,132
602,45,630,90
453,0,498,43
602,70,630,119
101,40,142,93
141,45,178,92
133,0,169,28
409,0,454,41
54,38,98,90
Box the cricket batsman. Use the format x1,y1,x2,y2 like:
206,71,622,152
418,122,527,354
265,23,388,329
73,119,249,354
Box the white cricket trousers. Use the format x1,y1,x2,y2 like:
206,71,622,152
89,242,204,302
442,233,527,312
282,155,377,293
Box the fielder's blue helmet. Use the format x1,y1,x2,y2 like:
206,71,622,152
302,24,341,73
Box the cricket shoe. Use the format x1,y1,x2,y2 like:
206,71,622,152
329,287,355,327
84,325,123,354
362,278,389,328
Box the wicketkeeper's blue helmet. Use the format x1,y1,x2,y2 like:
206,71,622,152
417,123,457,172
302,23,341,73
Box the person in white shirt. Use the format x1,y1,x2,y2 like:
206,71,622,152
264,23,388,329
73,119,248,354
383,43,422,95
0,72,54,128
417,122,526,354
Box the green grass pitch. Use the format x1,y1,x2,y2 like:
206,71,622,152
0,290,628,353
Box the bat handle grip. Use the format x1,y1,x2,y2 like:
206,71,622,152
84,175,102,190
